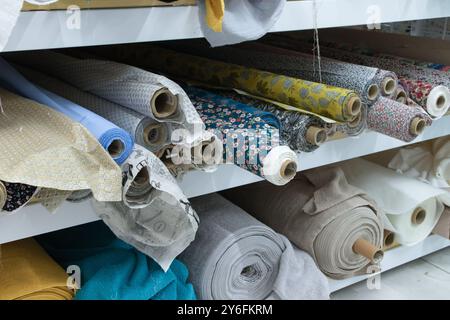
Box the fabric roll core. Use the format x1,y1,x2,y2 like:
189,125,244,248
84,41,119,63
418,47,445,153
436,95,447,109
352,238,384,263
410,118,426,136
383,230,395,248
412,207,427,225
306,126,327,146
396,90,408,104
382,77,397,95
346,97,362,117
280,160,297,180
144,123,168,147
151,88,178,119
347,112,362,128
107,139,126,159
0,181,7,209
367,84,380,101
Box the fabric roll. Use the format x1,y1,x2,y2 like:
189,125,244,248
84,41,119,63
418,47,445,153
7,51,204,146
92,45,361,123
266,35,450,118
0,59,133,164
170,40,381,106
387,137,450,206
197,0,285,47
181,193,330,300
92,144,199,272
0,88,121,201
215,90,328,152
341,158,445,246
433,206,450,239
335,103,368,137
186,87,297,186
376,53,450,73
0,238,74,300
1,181,38,213
36,221,196,300
222,166,384,279
394,82,408,103
13,63,172,154
367,97,432,142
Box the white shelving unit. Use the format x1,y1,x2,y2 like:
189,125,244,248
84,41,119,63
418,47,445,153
1,0,450,294
5,0,450,52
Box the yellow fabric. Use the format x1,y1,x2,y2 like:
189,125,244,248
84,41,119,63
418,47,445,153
122,46,359,122
205,0,225,32
0,238,74,300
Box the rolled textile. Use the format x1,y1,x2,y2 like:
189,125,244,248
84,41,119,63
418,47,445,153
91,45,362,123
262,35,398,98
0,181,38,213
215,90,328,152
376,53,450,73
394,82,408,104
14,63,173,154
335,103,368,137
169,40,381,105
92,144,199,271
36,221,196,300
181,193,330,300
6,51,205,146
340,158,446,246
186,86,298,185
0,58,133,164
197,0,285,47
222,166,384,279
0,88,121,201
432,206,450,239
367,96,432,142
0,238,74,300
387,137,450,206
265,35,450,118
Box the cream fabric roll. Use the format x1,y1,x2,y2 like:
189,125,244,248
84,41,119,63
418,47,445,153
341,158,446,245
222,166,383,279
0,88,121,201
92,144,199,272
181,193,329,300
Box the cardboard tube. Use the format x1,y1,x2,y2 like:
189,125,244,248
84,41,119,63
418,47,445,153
345,97,362,118
107,139,125,158
347,112,362,128
352,238,384,263
411,207,426,225
436,95,447,109
306,126,327,146
150,88,178,119
383,230,395,248
367,84,380,101
396,90,407,104
409,117,426,136
0,181,7,209
143,123,168,147
382,77,396,95
279,160,297,180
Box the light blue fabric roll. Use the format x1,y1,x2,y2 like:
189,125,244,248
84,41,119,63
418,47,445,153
0,57,133,164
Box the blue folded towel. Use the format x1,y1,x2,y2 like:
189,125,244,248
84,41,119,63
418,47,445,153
36,221,196,300
0,57,133,165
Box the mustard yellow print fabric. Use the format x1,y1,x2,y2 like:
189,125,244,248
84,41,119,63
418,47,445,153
115,46,360,122
0,88,121,202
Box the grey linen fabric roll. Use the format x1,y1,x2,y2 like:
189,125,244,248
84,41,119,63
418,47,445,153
181,193,329,300
222,166,384,279
14,65,172,153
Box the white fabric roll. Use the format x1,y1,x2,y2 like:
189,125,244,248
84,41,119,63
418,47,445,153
341,158,446,246
181,193,329,300
262,146,298,186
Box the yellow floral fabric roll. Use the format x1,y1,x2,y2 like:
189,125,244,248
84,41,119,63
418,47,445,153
101,46,361,122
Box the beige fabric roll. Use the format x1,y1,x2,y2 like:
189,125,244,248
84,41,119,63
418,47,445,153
222,166,383,279
0,88,121,202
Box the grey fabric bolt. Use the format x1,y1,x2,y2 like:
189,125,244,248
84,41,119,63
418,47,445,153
164,41,380,106
181,193,329,300
14,65,172,153
93,144,199,272
218,90,327,152
222,166,384,279
7,51,204,145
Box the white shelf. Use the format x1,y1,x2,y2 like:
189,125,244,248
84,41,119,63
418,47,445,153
0,116,449,245
5,0,450,52
328,235,450,293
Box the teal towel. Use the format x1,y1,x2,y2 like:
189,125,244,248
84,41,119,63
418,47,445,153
36,221,196,300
